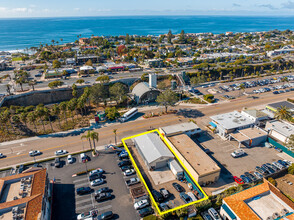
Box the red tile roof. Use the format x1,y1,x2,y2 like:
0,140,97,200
223,179,294,220
0,169,48,220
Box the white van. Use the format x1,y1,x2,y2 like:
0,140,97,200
208,208,221,220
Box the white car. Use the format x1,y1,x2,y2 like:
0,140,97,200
29,150,41,156
134,199,149,210
124,169,135,176
0,153,5,158
77,210,98,220
67,155,74,164
55,150,68,156
231,149,245,158
90,178,105,186
89,168,104,176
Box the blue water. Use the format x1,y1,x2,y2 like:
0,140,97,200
1,16,294,51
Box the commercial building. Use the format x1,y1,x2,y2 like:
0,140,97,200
266,101,294,116
76,55,100,65
159,122,202,137
220,180,294,220
265,120,294,145
0,168,52,220
144,59,164,68
210,111,256,138
241,109,271,126
229,127,268,148
133,132,174,170
166,134,221,186
132,82,160,104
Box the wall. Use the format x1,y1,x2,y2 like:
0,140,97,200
1,87,85,107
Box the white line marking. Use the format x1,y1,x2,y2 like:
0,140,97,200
76,198,93,205
73,177,88,184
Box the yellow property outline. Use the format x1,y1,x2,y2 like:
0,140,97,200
121,129,208,216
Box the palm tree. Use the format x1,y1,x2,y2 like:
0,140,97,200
68,98,77,122
44,107,54,132
35,106,46,133
20,112,28,127
238,84,245,96
0,111,10,134
81,130,93,150
59,101,68,124
274,106,292,121
27,112,38,133
90,131,99,152
52,104,61,128
113,129,117,145
28,80,37,91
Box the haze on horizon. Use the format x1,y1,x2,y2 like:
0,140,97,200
1,0,294,18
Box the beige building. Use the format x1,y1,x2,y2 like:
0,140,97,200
165,134,221,186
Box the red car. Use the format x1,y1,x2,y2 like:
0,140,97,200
233,176,244,185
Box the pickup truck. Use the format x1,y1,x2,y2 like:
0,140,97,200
126,177,140,186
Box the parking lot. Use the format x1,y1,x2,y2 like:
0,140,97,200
195,132,283,180
0,150,140,220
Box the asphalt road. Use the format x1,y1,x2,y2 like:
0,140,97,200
0,90,293,168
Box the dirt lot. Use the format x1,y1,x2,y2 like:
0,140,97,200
276,174,294,199
125,140,199,209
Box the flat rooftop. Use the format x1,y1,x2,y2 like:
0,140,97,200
210,111,255,130
246,192,291,220
242,109,269,118
239,127,268,139
267,101,294,111
267,120,294,137
168,134,221,176
161,122,200,136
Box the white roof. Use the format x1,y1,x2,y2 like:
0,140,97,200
133,133,174,164
267,120,294,137
161,122,200,136
80,66,94,71
210,111,255,130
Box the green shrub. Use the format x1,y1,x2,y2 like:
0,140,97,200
268,177,277,186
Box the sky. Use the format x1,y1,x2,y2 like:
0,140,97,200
1,0,294,18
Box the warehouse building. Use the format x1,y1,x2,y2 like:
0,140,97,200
133,132,174,170
159,122,202,137
165,134,221,186
132,82,160,104
265,120,294,145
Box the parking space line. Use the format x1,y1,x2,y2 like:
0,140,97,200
76,203,96,212
76,197,93,205
73,177,88,184
97,205,112,212
75,182,89,188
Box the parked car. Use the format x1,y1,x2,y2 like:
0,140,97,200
233,176,244,184
266,163,279,172
202,212,213,220
272,162,284,170
138,207,154,217
277,160,288,168
77,210,98,220
55,150,68,156
134,199,149,210
256,166,269,175
159,203,169,211
118,160,131,167
91,179,105,186
152,189,164,202
253,172,263,179
262,164,275,174
54,157,61,168
76,187,91,195
121,165,133,171
180,192,193,204
172,182,184,192
95,187,110,195
18,165,24,174
160,188,170,199
95,192,112,202
240,175,251,184
231,149,245,158
275,147,283,153
80,153,88,163
124,169,135,176
0,153,5,158
97,211,113,220
126,178,140,186
89,173,103,181
29,150,41,156
208,208,222,220
89,168,104,176
244,172,257,182
66,155,74,164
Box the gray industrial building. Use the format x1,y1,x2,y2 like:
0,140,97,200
132,82,160,104
133,132,174,170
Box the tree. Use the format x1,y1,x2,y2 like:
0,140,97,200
52,60,61,68
48,80,64,89
72,83,78,98
156,89,178,113
85,59,93,66
28,80,37,91
190,75,206,86
167,30,173,44
90,83,108,106
117,45,126,56
76,79,85,84
178,30,186,44
27,111,37,133
59,101,68,124
113,129,117,145
35,105,46,133
81,130,93,150
109,83,128,102
268,177,277,186
274,106,292,121
286,134,294,152
105,107,119,121
238,83,245,96
52,104,61,128
125,34,130,44
90,131,99,152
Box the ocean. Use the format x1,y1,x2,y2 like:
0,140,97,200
1,16,294,51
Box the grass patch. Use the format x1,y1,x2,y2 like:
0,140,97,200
183,97,207,104
12,57,22,61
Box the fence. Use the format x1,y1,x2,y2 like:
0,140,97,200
268,137,294,158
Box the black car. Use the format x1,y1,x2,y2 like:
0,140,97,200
277,160,288,168
255,166,269,175
95,192,112,202
95,187,110,195
89,173,103,181
262,164,275,174
172,183,184,192
152,189,164,202
121,165,133,171
18,165,24,174
244,172,257,182
97,211,113,220
118,160,131,167
76,187,92,195
138,207,154,217
180,192,193,204
54,158,61,168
